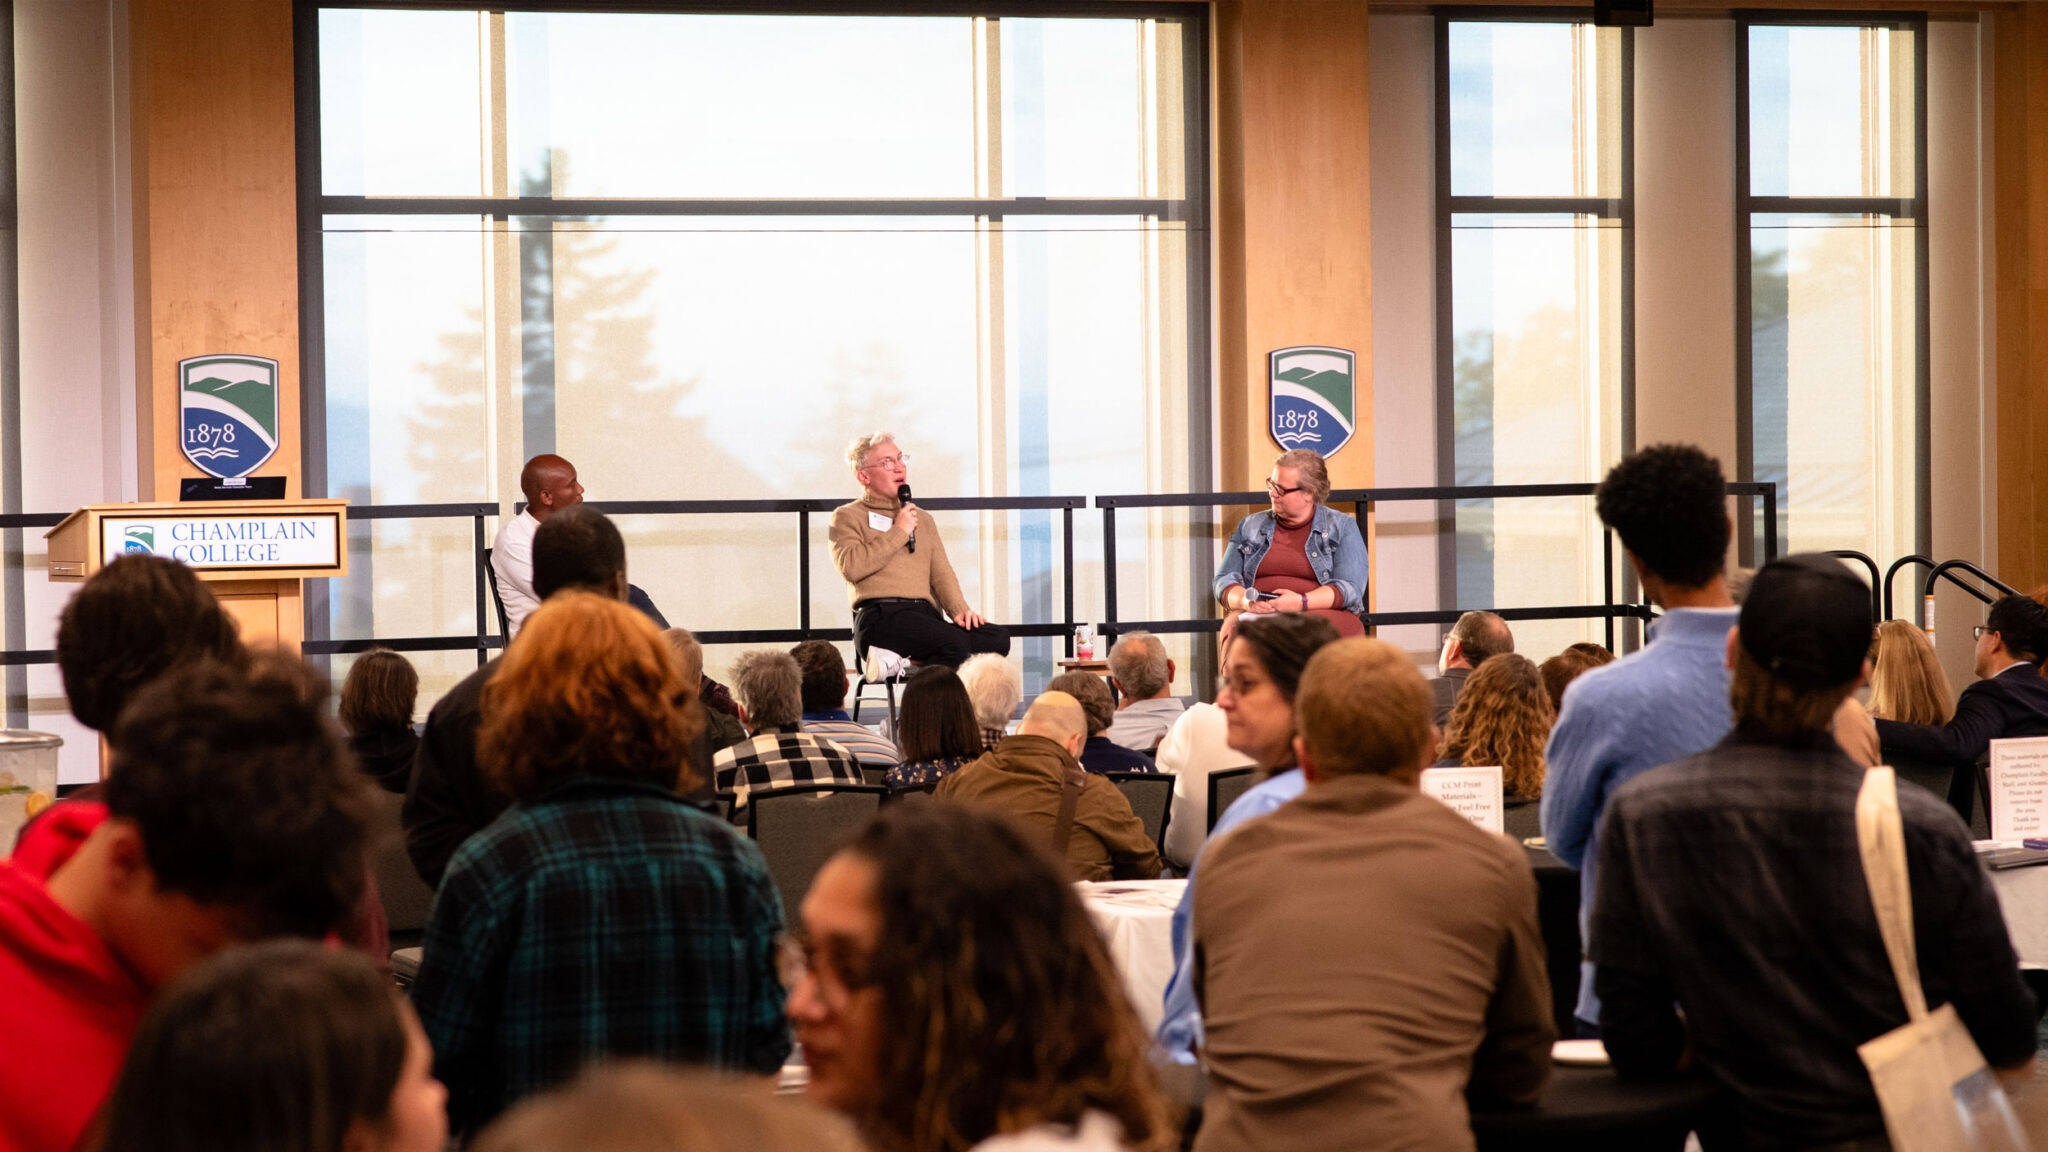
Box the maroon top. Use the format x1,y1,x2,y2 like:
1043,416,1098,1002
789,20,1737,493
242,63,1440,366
1253,521,1364,637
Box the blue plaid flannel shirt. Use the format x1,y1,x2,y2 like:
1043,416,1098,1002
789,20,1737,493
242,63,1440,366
412,776,791,1135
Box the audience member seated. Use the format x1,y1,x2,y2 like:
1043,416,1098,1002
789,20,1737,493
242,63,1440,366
1155,637,1257,872
1536,642,1614,713
1214,448,1368,639
1104,630,1184,751
935,691,1160,881
1868,618,1956,725
1049,671,1156,775
0,655,373,1152
788,804,1170,1152
1157,614,1338,1062
713,649,864,809
96,939,446,1152
791,638,901,769
1592,554,2036,1150
1436,653,1553,829
1542,443,1738,1037
413,593,789,1137
473,1064,863,1152
491,453,585,638
884,666,982,794
406,505,637,886
1730,554,1879,766
53,554,245,740
958,651,1022,752
341,647,421,794
1875,594,2048,824
666,627,748,757
1192,637,1553,1152
1432,610,1514,727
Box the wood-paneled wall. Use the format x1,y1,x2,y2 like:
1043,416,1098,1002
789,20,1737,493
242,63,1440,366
130,0,300,500
1214,0,1374,494
1992,5,2048,594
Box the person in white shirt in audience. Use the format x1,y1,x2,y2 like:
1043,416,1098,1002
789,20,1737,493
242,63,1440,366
491,454,584,638
957,652,1022,752
789,639,900,771
1155,634,1257,871
788,803,1171,1152
1103,631,1184,751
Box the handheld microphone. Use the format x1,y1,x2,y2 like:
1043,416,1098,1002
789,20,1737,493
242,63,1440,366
898,484,916,553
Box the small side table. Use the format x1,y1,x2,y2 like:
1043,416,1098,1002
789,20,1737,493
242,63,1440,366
1054,658,1118,704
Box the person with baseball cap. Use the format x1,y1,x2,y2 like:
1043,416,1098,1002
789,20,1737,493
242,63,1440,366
1588,555,2035,1151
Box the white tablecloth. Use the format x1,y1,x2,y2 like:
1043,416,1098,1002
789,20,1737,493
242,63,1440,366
1078,878,1186,1035
1982,843,2048,968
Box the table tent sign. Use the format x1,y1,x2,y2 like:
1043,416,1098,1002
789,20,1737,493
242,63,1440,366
1420,766,1505,835
1268,346,1356,458
1989,737,2048,842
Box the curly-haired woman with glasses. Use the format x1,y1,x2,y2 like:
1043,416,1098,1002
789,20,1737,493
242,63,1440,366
787,804,1172,1152
1212,449,1367,639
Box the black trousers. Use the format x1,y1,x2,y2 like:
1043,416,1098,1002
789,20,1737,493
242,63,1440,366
854,598,1010,668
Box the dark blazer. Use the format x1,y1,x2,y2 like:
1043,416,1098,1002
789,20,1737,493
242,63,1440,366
1876,661,2048,770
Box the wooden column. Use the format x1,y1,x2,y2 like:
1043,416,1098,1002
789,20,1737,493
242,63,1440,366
1213,0,1374,495
130,0,301,501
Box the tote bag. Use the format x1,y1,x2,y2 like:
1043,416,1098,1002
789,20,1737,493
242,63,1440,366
1854,767,2031,1152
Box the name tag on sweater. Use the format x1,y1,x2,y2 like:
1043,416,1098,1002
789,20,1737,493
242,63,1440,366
869,512,894,532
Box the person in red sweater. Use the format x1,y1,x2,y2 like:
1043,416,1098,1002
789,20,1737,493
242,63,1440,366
0,653,374,1152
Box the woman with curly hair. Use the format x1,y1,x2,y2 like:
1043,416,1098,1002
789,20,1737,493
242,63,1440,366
410,591,790,1137
1437,654,1554,832
788,803,1171,1152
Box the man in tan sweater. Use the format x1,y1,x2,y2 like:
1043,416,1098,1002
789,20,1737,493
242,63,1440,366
1192,637,1553,1152
829,431,1008,672
935,692,1159,882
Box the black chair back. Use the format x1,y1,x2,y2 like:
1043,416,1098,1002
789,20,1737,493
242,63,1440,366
860,765,889,789
1207,767,1257,834
1106,771,1173,854
366,789,436,933
744,783,887,915
482,546,511,640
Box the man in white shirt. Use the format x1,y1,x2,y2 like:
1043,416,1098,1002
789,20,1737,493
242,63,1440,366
1103,630,1184,751
492,454,585,637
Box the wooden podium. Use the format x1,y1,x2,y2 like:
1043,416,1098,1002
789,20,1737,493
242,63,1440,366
46,500,349,651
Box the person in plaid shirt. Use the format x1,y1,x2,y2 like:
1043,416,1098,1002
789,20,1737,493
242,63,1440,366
412,593,790,1137
713,650,863,809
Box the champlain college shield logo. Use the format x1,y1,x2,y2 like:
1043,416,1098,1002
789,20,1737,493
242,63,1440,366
179,354,280,481
122,525,154,555
1268,346,1357,457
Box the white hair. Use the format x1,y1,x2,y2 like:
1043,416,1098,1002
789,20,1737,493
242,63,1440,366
846,432,898,471
956,653,1022,731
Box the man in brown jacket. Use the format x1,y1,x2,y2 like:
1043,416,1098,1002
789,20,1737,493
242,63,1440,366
829,432,1009,675
1192,637,1553,1152
936,692,1160,882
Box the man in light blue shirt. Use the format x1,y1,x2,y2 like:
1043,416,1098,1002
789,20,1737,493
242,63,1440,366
1540,444,1739,1037
1155,767,1306,1062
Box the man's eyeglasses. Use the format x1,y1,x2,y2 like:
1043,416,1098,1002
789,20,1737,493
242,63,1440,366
866,453,909,470
1266,480,1306,498
1975,625,1994,640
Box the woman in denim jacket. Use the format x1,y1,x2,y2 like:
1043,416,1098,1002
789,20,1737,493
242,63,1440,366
1213,449,1368,639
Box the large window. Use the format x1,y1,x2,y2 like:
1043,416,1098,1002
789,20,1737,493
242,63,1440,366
1435,17,1631,657
1738,17,1925,563
303,7,1208,698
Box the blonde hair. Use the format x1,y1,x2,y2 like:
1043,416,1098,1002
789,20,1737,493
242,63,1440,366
1441,654,1554,800
1293,637,1434,777
1868,619,1955,725
846,431,898,471
1273,449,1331,502
472,1063,864,1152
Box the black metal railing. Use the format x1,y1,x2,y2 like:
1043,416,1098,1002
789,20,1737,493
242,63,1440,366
1098,481,1780,652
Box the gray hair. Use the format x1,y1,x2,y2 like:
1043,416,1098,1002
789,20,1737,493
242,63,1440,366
1273,449,1331,502
730,649,802,730
846,432,898,471
1107,631,1169,700
1450,610,1514,664
956,653,1021,731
